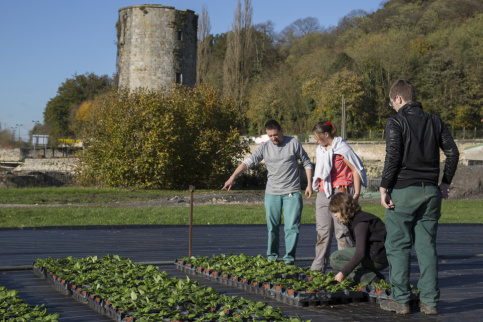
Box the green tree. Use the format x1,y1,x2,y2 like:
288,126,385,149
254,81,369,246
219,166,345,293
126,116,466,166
247,72,301,135
252,21,281,74
196,4,211,85
0,125,12,148
43,73,113,146
223,0,255,126
201,33,227,91
314,69,366,135
79,85,248,189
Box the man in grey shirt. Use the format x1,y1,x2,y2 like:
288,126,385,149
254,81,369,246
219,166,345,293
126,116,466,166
223,120,313,264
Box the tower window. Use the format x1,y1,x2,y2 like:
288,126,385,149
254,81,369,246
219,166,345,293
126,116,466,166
176,73,183,84
177,30,182,41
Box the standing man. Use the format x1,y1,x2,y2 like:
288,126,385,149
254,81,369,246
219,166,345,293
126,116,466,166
222,120,313,265
379,80,459,315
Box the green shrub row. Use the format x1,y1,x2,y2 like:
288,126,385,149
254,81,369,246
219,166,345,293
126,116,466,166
34,255,307,321
0,285,60,321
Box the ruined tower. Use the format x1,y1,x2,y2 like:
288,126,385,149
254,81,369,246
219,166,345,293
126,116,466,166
117,5,198,91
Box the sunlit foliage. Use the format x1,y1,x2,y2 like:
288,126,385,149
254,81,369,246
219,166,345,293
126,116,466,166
78,85,248,189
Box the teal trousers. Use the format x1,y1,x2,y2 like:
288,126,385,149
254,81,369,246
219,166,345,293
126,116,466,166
265,192,303,264
385,184,441,306
330,247,388,285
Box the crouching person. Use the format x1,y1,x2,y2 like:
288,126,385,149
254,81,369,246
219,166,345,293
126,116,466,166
329,192,388,285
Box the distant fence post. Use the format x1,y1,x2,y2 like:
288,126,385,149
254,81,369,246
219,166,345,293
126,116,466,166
189,185,195,257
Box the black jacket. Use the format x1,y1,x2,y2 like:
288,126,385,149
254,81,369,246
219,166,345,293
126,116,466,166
380,102,459,189
349,211,387,265
341,211,387,276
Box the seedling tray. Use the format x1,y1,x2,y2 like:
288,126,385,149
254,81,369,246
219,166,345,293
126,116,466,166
46,272,72,296
32,256,300,322
365,285,420,307
175,260,367,307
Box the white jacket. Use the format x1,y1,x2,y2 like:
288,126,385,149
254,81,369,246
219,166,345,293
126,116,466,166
312,136,367,198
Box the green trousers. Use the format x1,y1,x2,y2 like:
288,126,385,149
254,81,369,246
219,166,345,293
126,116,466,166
265,192,303,264
385,184,441,306
330,247,388,285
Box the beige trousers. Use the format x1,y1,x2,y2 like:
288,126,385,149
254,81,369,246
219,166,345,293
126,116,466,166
309,187,354,273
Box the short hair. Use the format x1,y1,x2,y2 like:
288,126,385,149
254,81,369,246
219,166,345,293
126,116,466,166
389,79,416,102
329,192,361,224
265,120,281,131
312,121,337,139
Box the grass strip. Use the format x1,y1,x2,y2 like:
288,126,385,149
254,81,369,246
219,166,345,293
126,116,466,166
0,187,189,205
464,143,483,150
0,187,265,205
0,200,481,228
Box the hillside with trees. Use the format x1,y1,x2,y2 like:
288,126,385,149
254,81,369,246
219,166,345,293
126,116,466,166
42,0,482,143
197,0,483,137
34,0,482,188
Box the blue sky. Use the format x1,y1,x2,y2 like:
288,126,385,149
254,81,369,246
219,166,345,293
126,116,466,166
0,0,384,141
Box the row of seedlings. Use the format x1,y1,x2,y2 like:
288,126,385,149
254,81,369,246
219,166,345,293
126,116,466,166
0,285,60,321
33,254,308,321
175,254,367,307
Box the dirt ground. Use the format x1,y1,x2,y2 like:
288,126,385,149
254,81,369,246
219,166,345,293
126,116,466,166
0,165,480,208
109,164,482,208
444,164,483,200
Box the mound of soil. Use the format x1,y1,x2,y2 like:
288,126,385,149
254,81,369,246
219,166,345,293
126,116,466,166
445,164,483,200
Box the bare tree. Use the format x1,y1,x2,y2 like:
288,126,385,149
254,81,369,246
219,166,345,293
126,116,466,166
292,17,322,36
281,17,323,39
196,4,211,85
337,9,367,32
250,20,282,74
223,0,254,115
278,17,323,45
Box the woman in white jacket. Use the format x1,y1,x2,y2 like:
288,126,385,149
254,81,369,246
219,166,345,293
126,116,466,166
310,121,367,273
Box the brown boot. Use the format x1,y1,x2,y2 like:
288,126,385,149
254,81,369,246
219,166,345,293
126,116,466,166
380,299,410,314
420,302,438,315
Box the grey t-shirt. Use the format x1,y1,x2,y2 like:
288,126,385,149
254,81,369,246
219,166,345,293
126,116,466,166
243,136,312,195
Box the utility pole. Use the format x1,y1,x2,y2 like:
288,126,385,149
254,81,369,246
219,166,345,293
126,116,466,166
32,120,40,154
16,124,23,145
189,185,195,257
10,127,16,147
341,95,347,140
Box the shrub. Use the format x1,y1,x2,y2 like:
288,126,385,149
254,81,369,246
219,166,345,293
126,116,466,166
78,85,248,189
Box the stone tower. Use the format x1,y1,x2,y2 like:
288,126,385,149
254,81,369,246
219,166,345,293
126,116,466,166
117,4,198,91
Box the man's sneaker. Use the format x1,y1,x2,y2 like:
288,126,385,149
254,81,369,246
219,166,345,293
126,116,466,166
420,302,438,315
380,299,411,314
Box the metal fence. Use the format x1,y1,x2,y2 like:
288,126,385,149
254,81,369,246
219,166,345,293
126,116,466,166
297,127,483,142
360,177,382,198
451,128,483,140
349,128,483,140
362,178,381,193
